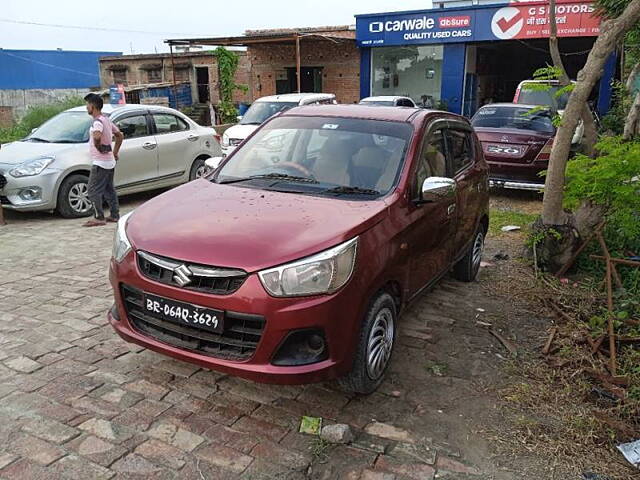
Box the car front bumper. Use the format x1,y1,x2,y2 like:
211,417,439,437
489,179,544,191
108,251,365,384
0,167,60,211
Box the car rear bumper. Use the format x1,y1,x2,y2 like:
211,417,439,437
108,252,364,385
489,179,544,191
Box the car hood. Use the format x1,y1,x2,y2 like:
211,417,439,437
0,141,81,166
126,180,388,273
224,124,259,141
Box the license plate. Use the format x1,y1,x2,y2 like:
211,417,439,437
143,293,224,334
487,144,522,155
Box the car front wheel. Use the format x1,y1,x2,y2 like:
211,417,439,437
453,226,485,282
189,157,209,181
338,292,397,394
56,174,92,218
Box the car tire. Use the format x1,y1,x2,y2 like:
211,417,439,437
337,292,397,395
189,157,209,181
453,226,485,282
56,174,92,218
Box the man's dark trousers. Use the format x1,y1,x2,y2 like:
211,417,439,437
88,165,119,220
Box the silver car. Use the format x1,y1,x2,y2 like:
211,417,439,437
0,104,221,217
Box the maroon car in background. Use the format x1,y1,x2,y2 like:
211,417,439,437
108,104,489,394
471,103,555,191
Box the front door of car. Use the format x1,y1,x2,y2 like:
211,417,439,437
152,113,196,179
406,122,457,296
112,113,159,188
444,125,484,258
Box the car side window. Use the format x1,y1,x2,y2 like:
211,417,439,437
415,129,447,196
445,129,474,175
153,114,189,134
115,115,149,140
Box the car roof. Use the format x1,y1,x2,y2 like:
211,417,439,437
280,104,439,123
65,104,183,115
517,79,576,84
478,102,548,109
254,93,335,104
360,96,410,102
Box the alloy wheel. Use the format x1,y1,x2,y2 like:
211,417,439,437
472,231,484,269
68,182,91,214
366,307,395,380
195,164,208,179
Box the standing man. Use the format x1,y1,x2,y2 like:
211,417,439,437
83,93,123,227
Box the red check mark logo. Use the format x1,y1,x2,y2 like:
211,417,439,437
497,13,522,32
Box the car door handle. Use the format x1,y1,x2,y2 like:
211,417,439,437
447,204,456,216
187,134,199,142
142,141,157,150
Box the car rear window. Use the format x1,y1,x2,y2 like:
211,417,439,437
471,106,555,134
516,85,570,110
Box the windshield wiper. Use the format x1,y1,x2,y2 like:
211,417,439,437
239,121,261,125
25,137,50,143
323,186,380,196
218,173,319,185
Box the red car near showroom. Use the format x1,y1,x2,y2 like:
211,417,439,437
471,103,556,191
108,104,489,393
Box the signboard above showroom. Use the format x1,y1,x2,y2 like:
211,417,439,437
355,0,601,46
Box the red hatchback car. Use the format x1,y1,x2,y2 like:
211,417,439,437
108,105,489,393
471,103,555,191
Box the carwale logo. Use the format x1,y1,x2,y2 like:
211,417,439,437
369,21,383,33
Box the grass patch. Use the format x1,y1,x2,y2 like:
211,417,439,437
0,97,84,144
310,437,331,463
489,208,538,236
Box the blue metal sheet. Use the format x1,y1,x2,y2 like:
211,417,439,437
0,49,121,90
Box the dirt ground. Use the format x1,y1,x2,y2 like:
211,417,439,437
0,188,631,480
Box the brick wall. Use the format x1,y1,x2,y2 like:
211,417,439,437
248,39,360,104
99,52,251,105
0,106,13,128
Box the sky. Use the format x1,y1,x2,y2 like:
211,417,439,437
0,0,433,54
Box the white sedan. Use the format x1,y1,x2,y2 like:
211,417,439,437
0,104,221,217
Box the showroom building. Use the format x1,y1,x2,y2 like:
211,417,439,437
356,0,616,116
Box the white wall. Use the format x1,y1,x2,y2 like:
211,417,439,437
0,88,90,119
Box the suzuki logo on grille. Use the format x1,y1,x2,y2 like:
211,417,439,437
501,135,510,143
173,264,193,287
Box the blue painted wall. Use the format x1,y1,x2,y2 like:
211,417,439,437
441,44,466,114
0,49,121,90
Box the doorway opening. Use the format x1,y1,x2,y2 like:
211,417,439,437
195,67,210,103
276,67,323,94
464,37,596,116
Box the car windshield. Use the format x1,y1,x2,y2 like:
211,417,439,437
23,111,93,143
239,102,298,125
215,115,413,198
516,84,570,110
360,100,395,106
471,106,555,134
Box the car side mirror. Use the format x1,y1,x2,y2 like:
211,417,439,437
418,177,456,204
236,115,243,122
205,156,223,173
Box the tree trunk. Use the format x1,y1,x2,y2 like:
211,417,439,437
623,90,640,140
548,0,597,157
542,0,640,226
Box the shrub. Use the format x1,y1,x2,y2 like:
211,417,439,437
564,136,640,290
0,96,84,144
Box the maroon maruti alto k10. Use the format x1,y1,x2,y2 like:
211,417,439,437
108,105,489,393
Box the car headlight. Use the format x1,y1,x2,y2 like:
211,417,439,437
258,237,358,297
222,133,230,147
112,212,133,263
9,156,55,177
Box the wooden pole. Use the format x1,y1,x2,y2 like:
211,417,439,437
295,34,301,93
596,232,624,289
605,257,617,376
169,44,179,109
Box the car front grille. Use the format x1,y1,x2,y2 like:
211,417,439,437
121,284,265,360
137,251,247,295
0,196,11,206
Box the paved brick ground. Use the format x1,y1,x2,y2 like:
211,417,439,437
0,194,517,480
